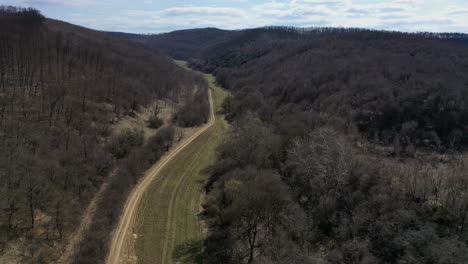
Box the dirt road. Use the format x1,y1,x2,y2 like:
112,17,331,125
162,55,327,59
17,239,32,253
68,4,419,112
106,88,216,264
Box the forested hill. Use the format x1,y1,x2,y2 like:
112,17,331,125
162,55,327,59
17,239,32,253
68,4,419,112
114,26,468,263
107,28,239,60
114,26,468,151
111,26,468,61
0,6,208,263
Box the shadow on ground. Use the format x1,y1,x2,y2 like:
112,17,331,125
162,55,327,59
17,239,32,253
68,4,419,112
172,239,203,264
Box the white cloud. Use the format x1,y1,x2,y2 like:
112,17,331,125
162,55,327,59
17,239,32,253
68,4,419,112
292,0,349,5
345,2,414,15
161,7,246,17
446,6,468,15
38,0,468,33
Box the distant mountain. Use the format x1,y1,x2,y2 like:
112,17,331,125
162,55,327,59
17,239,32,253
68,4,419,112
110,26,468,61
107,28,239,60
111,26,468,150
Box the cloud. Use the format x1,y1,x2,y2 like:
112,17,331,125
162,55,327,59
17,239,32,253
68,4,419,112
346,8,369,14
377,17,456,32
292,0,348,6
378,14,411,20
375,7,406,13
253,2,334,19
30,0,467,33
446,7,468,15
345,2,412,14
161,7,246,17
103,6,257,32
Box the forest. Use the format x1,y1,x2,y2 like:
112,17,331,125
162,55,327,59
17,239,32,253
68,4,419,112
0,6,209,264
116,26,468,263
134,26,468,151
2,4,468,263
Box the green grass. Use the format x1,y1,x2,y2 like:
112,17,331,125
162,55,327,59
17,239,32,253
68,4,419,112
135,65,228,264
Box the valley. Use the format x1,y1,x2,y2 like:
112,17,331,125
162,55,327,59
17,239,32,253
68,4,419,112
106,64,228,264
2,4,468,264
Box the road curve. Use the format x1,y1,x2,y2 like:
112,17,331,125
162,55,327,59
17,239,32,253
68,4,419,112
106,89,215,264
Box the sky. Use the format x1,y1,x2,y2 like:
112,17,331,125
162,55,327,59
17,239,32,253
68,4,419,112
2,0,468,33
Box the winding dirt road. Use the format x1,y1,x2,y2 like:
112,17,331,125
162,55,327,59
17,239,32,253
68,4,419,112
105,89,215,264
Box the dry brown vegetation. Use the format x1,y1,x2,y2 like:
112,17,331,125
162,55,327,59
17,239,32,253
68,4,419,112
0,6,209,264
118,26,468,263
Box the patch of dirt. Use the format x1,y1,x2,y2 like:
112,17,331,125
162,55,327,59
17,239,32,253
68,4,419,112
0,241,24,264
110,98,202,147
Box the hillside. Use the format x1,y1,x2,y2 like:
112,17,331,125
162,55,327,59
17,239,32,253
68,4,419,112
217,31,468,151
0,7,209,264
113,26,468,63
114,27,468,263
122,27,468,151
108,28,240,60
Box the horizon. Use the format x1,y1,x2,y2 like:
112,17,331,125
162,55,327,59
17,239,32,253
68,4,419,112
1,0,468,34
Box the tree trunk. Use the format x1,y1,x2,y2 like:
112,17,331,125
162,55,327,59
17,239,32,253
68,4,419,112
29,185,34,229
55,201,63,239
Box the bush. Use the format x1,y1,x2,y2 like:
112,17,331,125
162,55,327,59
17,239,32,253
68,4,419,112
107,128,144,159
173,82,210,127
147,115,163,129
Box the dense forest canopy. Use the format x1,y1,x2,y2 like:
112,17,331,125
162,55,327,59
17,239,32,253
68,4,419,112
123,26,468,151
112,25,468,263
116,25,468,61
215,31,468,151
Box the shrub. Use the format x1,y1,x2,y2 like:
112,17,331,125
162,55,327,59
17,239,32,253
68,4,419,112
107,128,144,159
147,115,163,129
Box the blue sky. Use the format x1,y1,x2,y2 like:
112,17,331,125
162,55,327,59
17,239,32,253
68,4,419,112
2,0,468,33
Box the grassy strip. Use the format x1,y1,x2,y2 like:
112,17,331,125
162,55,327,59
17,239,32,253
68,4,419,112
135,67,228,264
